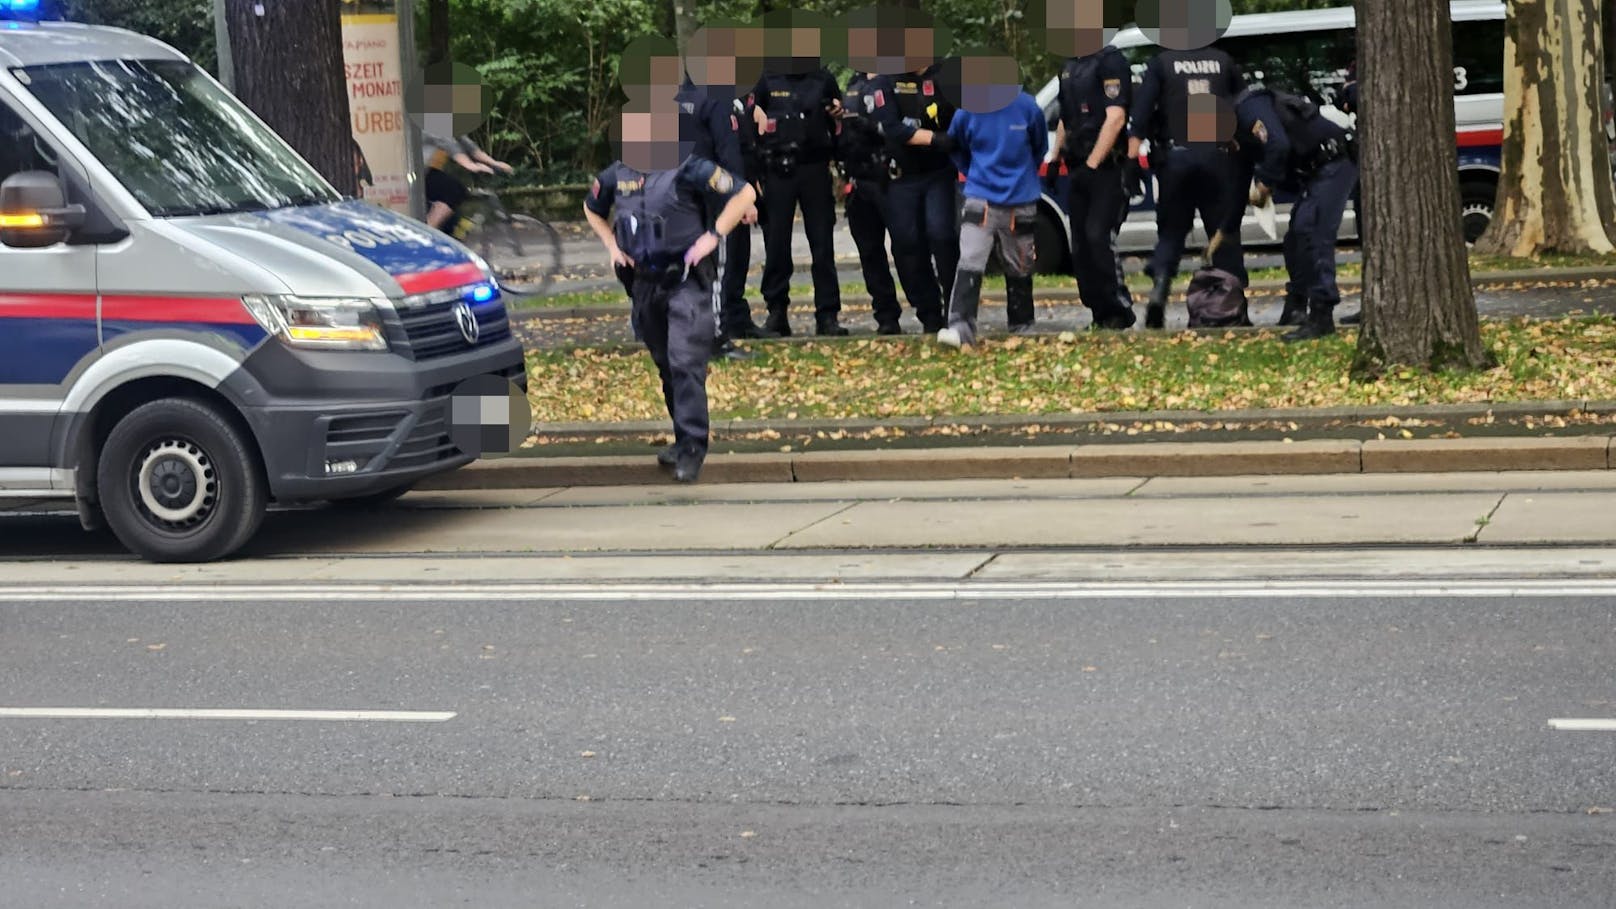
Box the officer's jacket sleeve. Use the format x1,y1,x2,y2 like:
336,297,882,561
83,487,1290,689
819,68,840,106
1238,96,1291,187
1225,56,1248,96
1127,57,1162,140
584,165,618,217
1055,59,1079,131
705,97,745,173
946,110,971,175
1340,81,1358,116
680,156,745,203
867,74,917,145
1101,50,1131,111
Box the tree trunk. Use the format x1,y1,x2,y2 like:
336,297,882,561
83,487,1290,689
224,0,356,196
426,0,450,67
1474,0,1616,256
669,0,697,60
1352,0,1495,376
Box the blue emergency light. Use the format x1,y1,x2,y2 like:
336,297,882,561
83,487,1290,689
470,284,496,303
0,0,44,19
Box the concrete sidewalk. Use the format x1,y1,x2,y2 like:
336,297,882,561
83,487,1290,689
6,471,1616,568
430,435,1616,489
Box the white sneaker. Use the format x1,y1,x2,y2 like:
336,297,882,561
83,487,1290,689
936,327,962,348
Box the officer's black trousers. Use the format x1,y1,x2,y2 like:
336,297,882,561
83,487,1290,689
760,162,841,319
845,178,901,327
1149,146,1245,283
1067,161,1133,320
717,225,753,335
885,167,958,327
1284,157,1359,310
631,274,714,452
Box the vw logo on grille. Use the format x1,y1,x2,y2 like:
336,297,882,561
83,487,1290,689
452,301,481,345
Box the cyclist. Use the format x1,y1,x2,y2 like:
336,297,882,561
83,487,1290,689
424,131,515,235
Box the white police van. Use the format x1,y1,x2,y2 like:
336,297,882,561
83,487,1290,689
1031,0,1574,268
0,4,527,561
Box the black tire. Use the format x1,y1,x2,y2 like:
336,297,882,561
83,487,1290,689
464,212,562,297
97,398,266,563
1460,180,1497,246
330,483,414,509
1033,207,1071,276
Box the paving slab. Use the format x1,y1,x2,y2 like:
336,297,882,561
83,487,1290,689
392,489,564,509
539,477,1145,507
773,494,1502,549
1475,492,1616,544
238,501,852,555
978,547,1616,581
417,453,795,489
1132,470,1616,497
1361,436,1612,473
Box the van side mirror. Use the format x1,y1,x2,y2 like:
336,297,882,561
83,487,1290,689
1,171,87,249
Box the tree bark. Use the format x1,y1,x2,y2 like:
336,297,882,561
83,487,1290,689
426,0,450,67
1352,0,1495,376
224,0,357,196
1474,0,1616,256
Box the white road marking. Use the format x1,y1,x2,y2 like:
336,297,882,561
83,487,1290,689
1547,718,1616,732
0,708,455,723
0,579,1615,601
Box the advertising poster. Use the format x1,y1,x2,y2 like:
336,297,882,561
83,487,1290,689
341,0,411,213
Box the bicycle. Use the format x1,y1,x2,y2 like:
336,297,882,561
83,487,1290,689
449,177,563,297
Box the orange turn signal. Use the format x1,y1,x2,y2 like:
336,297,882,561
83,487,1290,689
0,212,45,229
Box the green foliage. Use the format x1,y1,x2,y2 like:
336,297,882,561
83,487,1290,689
60,0,217,72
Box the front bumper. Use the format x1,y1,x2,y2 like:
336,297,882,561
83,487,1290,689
232,336,528,502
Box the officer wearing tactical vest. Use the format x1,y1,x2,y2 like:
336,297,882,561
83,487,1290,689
869,59,960,335
1234,86,1360,342
583,107,757,483
749,52,847,337
834,72,903,334
1127,39,1248,329
1055,37,1137,331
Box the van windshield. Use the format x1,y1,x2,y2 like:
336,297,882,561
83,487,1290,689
14,59,341,218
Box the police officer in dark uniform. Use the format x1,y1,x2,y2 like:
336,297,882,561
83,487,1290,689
583,111,757,483
1233,86,1359,341
676,74,768,356
749,58,847,336
1055,39,1137,330
869,60,958,334
1128,41,1247,329
834,71,903,334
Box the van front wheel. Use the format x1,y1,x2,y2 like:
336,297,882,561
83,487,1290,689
98,398,266,563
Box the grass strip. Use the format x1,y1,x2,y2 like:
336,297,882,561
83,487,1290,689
524,316,1616,423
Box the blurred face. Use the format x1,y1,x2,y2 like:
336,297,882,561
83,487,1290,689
955,53,1022,113
1183,92,1236,145
413,61,489,136
616,109,686,171
1043,0,1109,58
1141,0,1231,51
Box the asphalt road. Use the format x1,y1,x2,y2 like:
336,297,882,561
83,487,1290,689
3,583,1614,907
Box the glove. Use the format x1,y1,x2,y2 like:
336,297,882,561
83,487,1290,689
1122,158,1144,198
929,131,956,155
1249,181,1272,208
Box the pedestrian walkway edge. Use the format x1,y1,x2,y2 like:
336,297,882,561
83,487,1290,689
417,434,1616,490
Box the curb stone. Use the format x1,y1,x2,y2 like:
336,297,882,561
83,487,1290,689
417,434,1616,490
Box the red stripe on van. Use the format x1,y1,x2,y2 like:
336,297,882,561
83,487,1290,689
0,294,97,320
1457,127,1504,148
102,296,257,325
395,263,487,295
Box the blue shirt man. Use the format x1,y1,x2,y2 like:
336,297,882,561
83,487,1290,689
936,82,1046,348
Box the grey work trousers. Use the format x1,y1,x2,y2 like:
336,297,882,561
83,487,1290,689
947,196,1037,346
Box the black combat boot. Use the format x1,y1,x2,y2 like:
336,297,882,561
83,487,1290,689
672,442,706,483
1144,276,1171,329
1277,292,1308,327
1283,303,1336,342
816,315,850,337
1339,310,1362,326
762,307,791,338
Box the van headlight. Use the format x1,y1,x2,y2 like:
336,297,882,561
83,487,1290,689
242,295,388,351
